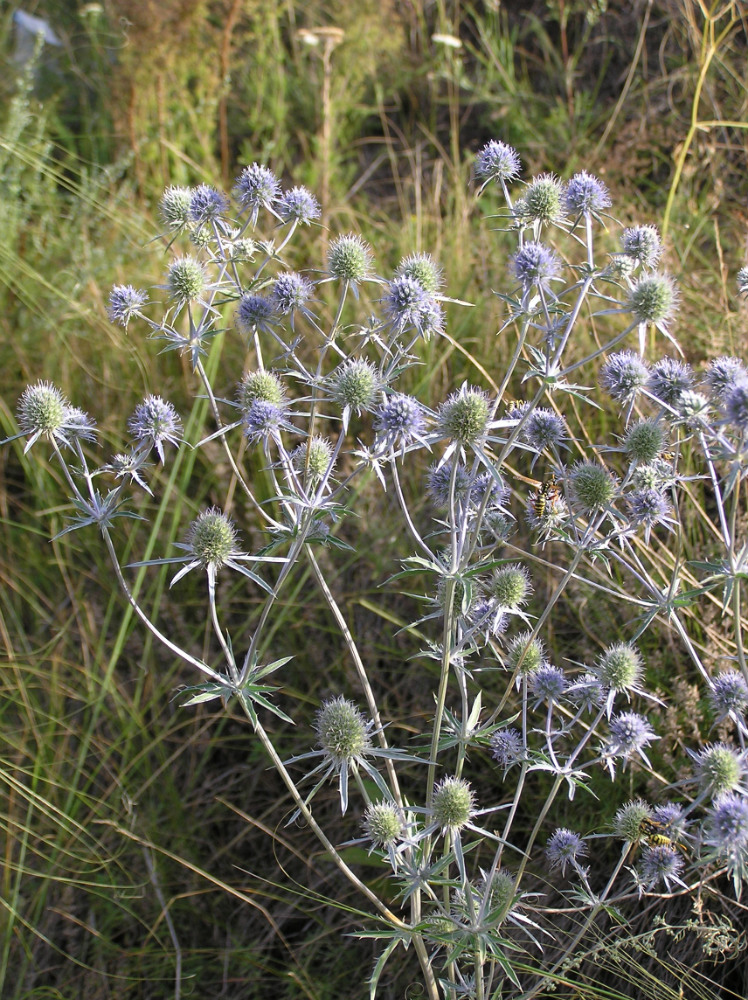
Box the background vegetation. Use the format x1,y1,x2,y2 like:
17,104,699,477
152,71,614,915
1,1,748,997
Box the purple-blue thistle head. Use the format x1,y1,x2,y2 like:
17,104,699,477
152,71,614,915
237,293,276,335
471,470,510,508
384,276,437,334
278,186,321,225
599,351,650,405
564,171,611,218
531,664,567,705
128,396,182,463
705,793,748,855
189,184,230,224
546,828,587,875
233,163,281,224
724,381,748,433
490,727,525,771
242,399,286,446
704,357,747,400
524,407,567,451
639,844,684,890
512,241,562,289
607,712,657,761
475,140,521,185
108,284,148,328
621,225,662,268
710,671,748,726
628,488,673,535
427,461,472,508
648,357,694,407
271,271,314,316
374,394,427,447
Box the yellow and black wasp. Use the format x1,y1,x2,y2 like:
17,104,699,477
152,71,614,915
638,816,688,856
530,473,563,519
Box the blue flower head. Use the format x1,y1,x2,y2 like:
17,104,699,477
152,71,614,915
475,140,521,186
234,163,281,224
